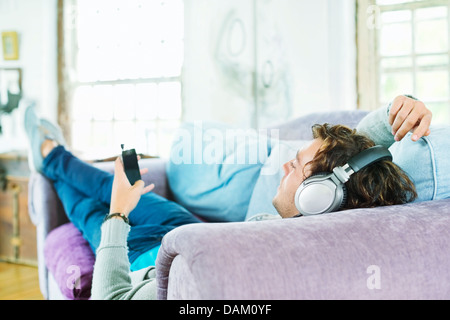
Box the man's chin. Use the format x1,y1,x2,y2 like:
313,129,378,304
272,197,283,217
273,197,300,219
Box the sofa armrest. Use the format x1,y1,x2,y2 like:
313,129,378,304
156,199,450,299
28,172,69,299
28,172,69,229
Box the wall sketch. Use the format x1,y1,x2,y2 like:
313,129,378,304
255,0,293,128
0,68,22,134
213,0,293,129
214,10,253,102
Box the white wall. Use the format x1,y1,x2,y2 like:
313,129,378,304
183,0,357,128
0,0,57,152
328,0,357,112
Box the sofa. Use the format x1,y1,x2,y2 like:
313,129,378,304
28,110,450,300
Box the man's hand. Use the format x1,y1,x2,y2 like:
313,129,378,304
109,156,154,217
389,95,432,142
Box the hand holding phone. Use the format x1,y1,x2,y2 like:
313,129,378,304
121,144,142,185
110,154,154,217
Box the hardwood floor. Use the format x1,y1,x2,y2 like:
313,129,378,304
0,261,44,300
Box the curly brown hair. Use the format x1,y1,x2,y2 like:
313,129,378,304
305,123,417,210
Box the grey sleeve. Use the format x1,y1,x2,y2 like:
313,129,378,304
356,103,396,148
91,219,157,300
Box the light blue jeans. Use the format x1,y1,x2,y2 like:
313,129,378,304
390,125,450,202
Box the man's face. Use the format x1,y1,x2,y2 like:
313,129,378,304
273,138,323,218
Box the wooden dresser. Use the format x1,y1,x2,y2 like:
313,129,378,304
0,151,36,266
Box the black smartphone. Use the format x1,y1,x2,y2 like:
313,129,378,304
121,145,141,185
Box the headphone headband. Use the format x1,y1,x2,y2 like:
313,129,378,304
347,146,392,173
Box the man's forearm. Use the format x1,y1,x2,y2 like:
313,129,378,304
356,103,396,148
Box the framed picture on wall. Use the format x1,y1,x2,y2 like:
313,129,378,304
1,31,19,61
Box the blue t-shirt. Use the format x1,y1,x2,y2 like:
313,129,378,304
130,244,161,271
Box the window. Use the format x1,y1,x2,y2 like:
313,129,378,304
60,0,184,159
357,0,450,124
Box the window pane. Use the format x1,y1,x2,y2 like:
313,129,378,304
159,0,184,41
416,70,449,100
76,0,184,81
381,10,411,24
146,131,158,156
77,49,104,82
91,85,114,121
114,121,137,150
134,48,158,79
158,82,182,120
380,23,412,56
75,121,115,159
113,84,136,120
416,54,448,67
92,121,113,150
72,86,93,120
135,83,158,120
425,102,450,125
159,40,184,77
381,57,412,69
380,72,414,103
72,120,92,153
415,6,447,21
135,121,157,155
415,19,448,53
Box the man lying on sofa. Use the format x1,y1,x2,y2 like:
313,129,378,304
24,94,445,300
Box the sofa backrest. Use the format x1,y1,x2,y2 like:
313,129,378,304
267,110,369,141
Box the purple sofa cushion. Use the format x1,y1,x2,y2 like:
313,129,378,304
44,222,95,300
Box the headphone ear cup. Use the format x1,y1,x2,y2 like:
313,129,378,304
295,172,349,216
337,183,348,210
295,173,337,215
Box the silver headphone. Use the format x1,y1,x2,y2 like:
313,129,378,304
294,146,392,216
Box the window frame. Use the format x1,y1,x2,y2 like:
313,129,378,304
357,0,450,119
